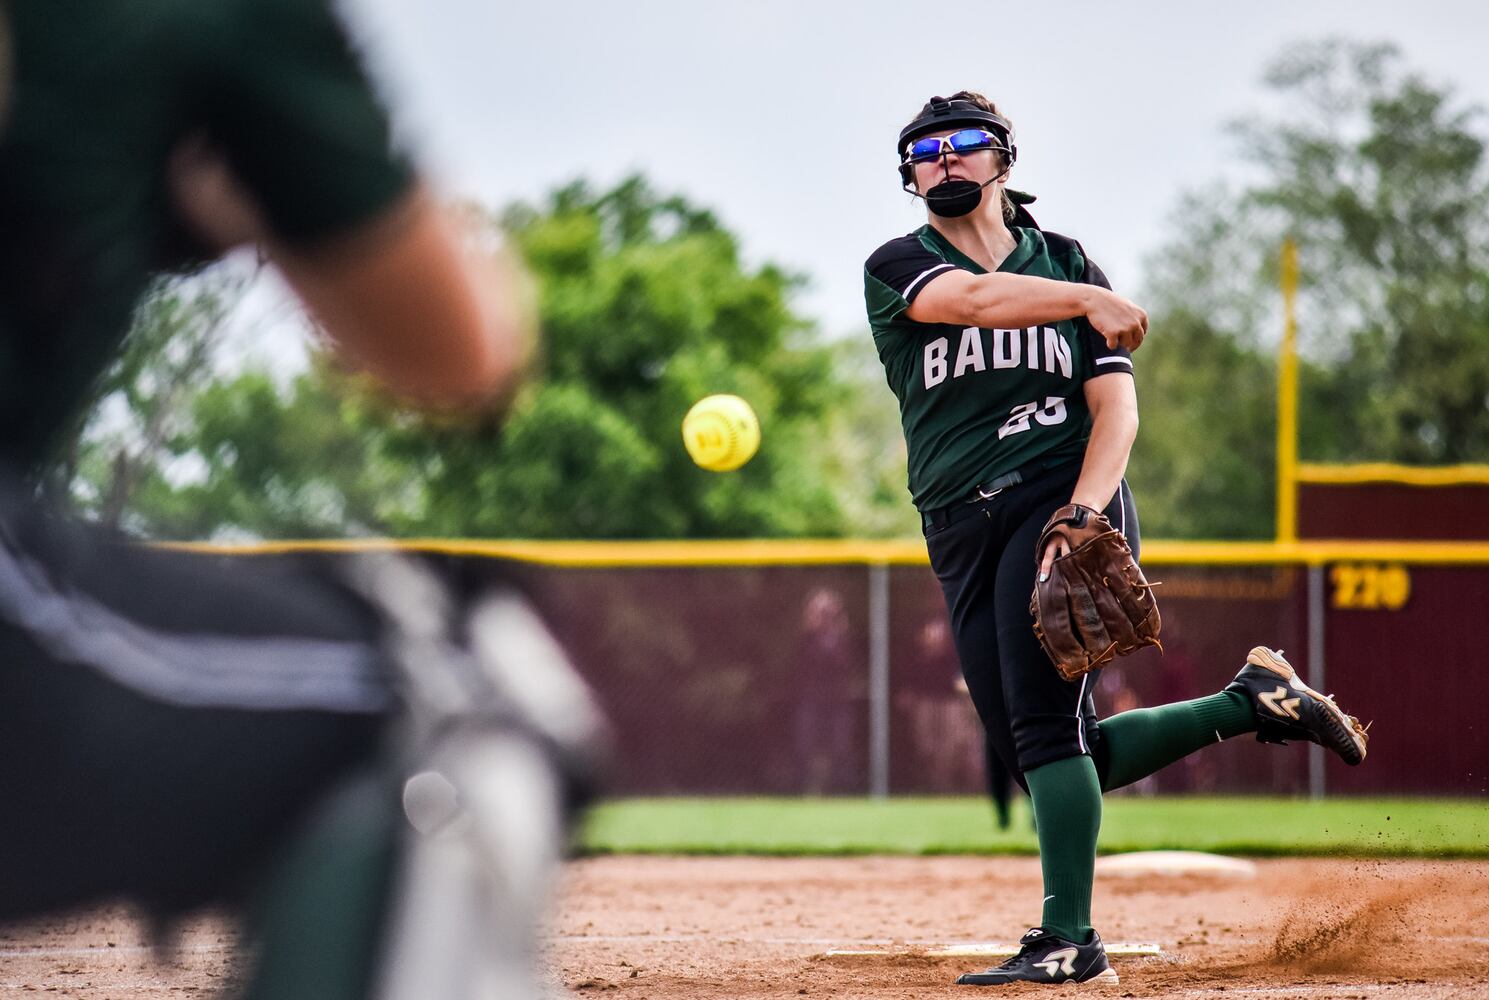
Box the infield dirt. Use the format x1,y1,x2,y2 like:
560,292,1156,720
1,857,1485,998
546,856,1489,999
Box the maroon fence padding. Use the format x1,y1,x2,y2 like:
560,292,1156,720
1095,566,1313,796
499,560,1324,796
228,550,1483,797
1299,482,1489,540
1320,567,1489,796
886,565,1311,797
506,564,873,796
886,566,983,795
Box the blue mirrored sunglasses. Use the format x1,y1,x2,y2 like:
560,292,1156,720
905,128,1002,163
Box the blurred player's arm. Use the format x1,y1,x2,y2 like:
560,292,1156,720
170,139,532,408
272,188,534,407
908,270,1147,351
170,0,533,407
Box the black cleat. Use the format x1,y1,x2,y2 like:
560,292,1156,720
1226,646,1369,766
956,927,1118,987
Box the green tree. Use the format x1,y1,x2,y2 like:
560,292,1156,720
1246,41,1489,463
58,177,886,540
142,361,417,538
403,177,854,538
1131,39,1489,538
818,338,920,538
53,270,245,531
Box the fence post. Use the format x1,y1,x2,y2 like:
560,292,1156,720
1307,563,1327,799
868,562,891,799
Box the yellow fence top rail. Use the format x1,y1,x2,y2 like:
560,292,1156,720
1298,462,1489,486
156,537,1489,567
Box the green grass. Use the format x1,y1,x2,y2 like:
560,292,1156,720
577,796,1489,858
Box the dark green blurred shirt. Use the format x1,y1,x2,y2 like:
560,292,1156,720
0,0,412,468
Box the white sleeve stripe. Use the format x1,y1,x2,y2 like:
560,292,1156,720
1095,356,1134,368
901,263,955,300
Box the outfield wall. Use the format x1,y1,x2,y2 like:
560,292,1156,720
1295,466,1489,541
175,539,1489,799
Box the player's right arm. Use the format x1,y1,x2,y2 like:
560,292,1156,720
865,235,1146,350
909,271,1147,351
270,189,534,407
175,0,532,408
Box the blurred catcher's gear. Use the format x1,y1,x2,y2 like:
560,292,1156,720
1029,504,1161,682
336,554,607,1000
956,927,1118,986
1225,646,1369,766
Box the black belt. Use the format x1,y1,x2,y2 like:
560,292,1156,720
920,460,1075,532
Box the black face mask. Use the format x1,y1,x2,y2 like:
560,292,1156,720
925,178,988,218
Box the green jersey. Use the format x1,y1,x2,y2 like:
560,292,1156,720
863,225,1133,512
0,0,412,469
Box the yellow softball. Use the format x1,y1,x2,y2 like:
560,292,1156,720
681,394,760,472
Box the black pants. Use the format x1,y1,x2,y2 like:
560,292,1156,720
924,466,1140,784
0,481,391,920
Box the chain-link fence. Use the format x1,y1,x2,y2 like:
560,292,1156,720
468,548,1483,797
200,542,1486,797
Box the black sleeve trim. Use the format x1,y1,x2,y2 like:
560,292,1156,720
1041,230,1114,289
1045,231,1133,373
1091,354,1134,373
865,235,966,305
1079,255,1112,291
1085,317,1134,373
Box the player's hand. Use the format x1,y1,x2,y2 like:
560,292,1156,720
1085,288,1148,352
1038,536,1071,583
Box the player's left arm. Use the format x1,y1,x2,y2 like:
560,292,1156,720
1070,374,1138,512
1037,241,1138,578
1064,245,1138,517
1067,249,1138,515
1039,373,1139,579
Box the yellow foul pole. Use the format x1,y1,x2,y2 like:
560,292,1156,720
1277,239,1300,542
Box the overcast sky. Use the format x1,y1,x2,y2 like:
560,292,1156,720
340,0,1487,337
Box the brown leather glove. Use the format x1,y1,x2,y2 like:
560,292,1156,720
1029,504,1162,681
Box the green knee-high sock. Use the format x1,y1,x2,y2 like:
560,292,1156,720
1095,690,1255,792
1025,754,1102,944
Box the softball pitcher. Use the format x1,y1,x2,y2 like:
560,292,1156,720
864,91,1369,987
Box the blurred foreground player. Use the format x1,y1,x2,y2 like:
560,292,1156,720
0,2,602,998
865,91,1370,987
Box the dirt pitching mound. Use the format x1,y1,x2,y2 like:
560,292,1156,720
1257,863,1489,979
548,856,1489,999
3,856,1486,998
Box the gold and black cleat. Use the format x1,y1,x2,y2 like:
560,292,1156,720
1226,646,1369,766
956,927,1119,987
